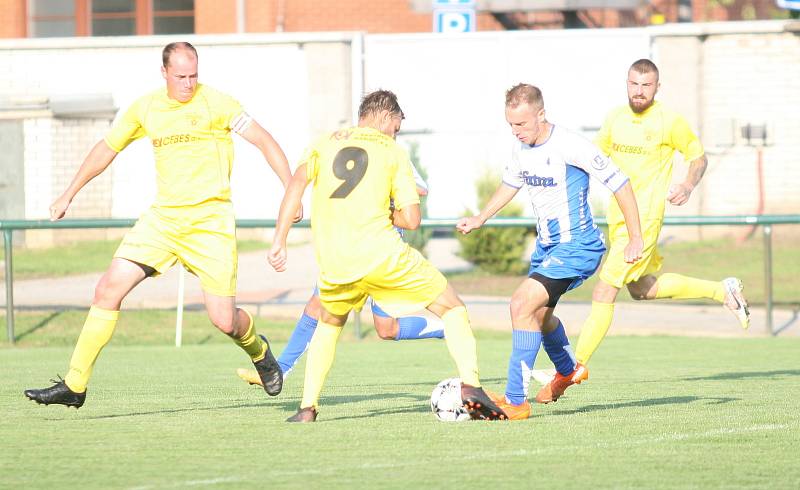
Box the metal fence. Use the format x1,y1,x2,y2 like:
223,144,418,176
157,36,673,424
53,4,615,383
2,214,799,344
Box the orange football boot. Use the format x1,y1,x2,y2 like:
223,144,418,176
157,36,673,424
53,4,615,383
535,363,588,404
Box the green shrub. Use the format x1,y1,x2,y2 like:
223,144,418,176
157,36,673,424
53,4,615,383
457,170,534,275
403,141,433,256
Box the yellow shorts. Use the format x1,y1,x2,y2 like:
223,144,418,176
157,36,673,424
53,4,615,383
317,244,448,318
598,219,663,289
114,202,237,297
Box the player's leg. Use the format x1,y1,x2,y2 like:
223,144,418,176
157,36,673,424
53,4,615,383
204,293,282,396
24,258,149,408
366,245,505,420
370,299,444,340
574,279,620,365
288,280,359,422
278,289,321,374
633,273,750,329
425,284,507,421
238,288,321,386
574,220,652,365
485,277,550,419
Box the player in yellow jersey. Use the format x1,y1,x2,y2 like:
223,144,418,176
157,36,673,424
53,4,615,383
24,42,297,408
268,90,507,422
535,59,751,404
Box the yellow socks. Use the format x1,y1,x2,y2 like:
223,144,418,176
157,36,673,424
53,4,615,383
441,306,480,387
300,321,342,409
64,306,119,393
233,309,268,362
654,273,726,302
575,301,615,365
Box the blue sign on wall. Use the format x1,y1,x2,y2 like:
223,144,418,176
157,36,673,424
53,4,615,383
434,9,476,33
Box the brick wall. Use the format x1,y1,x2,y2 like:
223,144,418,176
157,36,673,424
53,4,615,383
22,116,115,246
0,0,25,38
231,0,503,33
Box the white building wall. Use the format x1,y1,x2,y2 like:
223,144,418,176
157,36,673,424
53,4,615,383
1,23,797,230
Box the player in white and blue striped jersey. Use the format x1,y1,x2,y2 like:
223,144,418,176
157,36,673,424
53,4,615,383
457,83,643,419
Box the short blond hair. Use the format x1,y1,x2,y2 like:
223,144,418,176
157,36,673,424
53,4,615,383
505,83,543,110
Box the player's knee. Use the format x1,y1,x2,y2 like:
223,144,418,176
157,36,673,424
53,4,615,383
373,317,398,340
210,314,236,336
93,276,120,305
628,285,648,300
509,295,533,320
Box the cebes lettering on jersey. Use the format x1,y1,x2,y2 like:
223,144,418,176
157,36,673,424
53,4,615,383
611,142,647,155
152,134,199,147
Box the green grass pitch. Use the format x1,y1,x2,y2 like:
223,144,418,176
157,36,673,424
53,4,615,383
3,333,800,489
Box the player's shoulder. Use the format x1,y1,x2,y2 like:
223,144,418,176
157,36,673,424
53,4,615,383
195,84,240,107
604,104,630,122
130,88,164,107
552,125,592,147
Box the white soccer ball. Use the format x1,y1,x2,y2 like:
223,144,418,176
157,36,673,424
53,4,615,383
430,377,470,422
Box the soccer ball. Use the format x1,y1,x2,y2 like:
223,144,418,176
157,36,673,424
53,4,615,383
430,378,470,422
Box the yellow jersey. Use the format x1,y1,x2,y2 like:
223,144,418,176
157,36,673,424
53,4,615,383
303,126,420,284
595,101,704,224
105,84,245,208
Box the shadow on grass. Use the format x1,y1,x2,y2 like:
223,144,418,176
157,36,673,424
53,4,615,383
683,369,800,381
547,395,738,417
42,391,430,421
15,311,63,342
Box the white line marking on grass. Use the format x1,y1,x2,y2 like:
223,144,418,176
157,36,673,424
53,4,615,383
129,476,242,490
255,423,792,478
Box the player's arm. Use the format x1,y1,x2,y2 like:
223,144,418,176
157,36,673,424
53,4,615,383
392,203,421,230
239,118,303,222
456,183,519,235
666,114,706,206
668,154,707,206
611,181,643,264
267,163,310,273
50,141,118,221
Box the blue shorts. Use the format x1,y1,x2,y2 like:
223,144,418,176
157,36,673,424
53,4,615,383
528,233,606,292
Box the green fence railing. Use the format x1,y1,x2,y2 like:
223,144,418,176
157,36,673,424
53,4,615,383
2,214,799,344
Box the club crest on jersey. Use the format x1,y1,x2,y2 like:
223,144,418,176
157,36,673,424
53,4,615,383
592,155,609,170
521,171,556,188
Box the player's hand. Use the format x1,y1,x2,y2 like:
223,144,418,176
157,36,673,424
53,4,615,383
667,183,693,206
267,243,288,272
292,202,304,223
456,216,483,235
623,236,644,264
49,196,71,221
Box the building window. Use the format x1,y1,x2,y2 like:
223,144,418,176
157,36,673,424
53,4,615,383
28,0,79,38
92,0,136,36
153,0,195,35
27,0,195,37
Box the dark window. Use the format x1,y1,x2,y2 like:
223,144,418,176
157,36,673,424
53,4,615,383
27,0,195,37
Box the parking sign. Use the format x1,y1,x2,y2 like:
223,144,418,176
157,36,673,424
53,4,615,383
434,9,476,33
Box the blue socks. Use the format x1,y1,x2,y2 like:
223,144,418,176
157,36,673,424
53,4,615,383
371,301,444,340
277,313,318,374
542,321,577,376
505,330,542,405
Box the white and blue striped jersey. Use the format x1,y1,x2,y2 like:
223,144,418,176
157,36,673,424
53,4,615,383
503,125,628,245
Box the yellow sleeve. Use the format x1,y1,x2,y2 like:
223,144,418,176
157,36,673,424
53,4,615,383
669,114,704,162
217,92,244,130
301,144,320,184
593,111,614,155
391,148,420,210
104,97,146,152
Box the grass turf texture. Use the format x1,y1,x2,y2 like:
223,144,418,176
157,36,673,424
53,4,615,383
3,334,800,489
